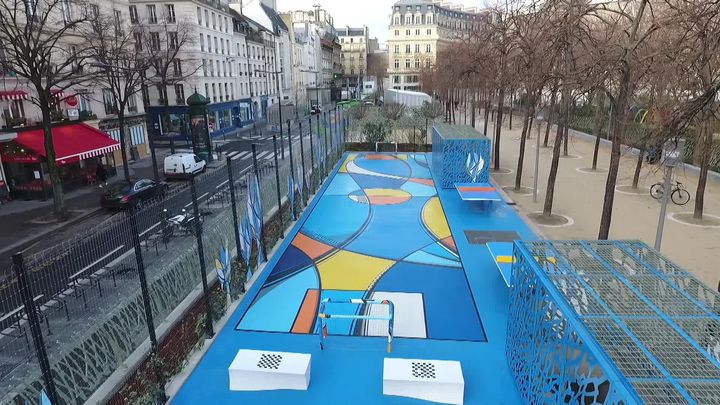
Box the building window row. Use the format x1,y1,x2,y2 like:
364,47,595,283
196,6,231,34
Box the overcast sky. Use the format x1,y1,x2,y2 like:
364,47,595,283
275,0,492,44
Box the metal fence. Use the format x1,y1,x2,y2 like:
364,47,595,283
0,109,348,404
507,240,720,405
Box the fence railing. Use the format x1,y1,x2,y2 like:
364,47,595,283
0,108,348,405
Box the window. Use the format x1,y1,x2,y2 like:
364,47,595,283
147,4,157,24
211,83,216,102
425,59,431,68
415,44,420,53
416,29,420,35
134,32,143,51
220,39,224,54
202,59,207,76
102,89,116,115
174,84,185,103
150,32,160,51
414,58,420,68
200,34,204,51
394,17,399,25
141,84,149,105
209,59,214,76
204,10,209,27
157,85,167,103
224,83,228,99
426,44,431,53
394,30,399,37
406,29,410,36
172,59,182,76
212,12,216,29
126,94,137,113
405,45,410,53
405,16,411,24
204,83,210,98
214,37,218,53
165,4,175,23
405,59,410,68
197,6,201,24
394,59,399,68
129,5,138,24
168,32,178,50
427,29,432,35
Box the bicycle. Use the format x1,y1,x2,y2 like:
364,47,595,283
650,180,691,205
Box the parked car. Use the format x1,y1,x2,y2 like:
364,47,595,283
100,179,168,210
310,105,322,115
164,153,206,179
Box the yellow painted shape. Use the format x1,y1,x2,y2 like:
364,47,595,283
317,249,395,290
364,188,411,198
395,154,408,160
422,197,451,240
497,256,514,264
338,153,357,173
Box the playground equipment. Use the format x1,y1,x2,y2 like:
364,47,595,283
317,298,395,353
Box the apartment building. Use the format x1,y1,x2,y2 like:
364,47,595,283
338,26,369,98
387,0,485,91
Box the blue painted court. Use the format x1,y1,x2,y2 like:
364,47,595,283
172,152,539,404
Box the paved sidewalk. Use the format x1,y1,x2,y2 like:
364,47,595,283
481,117,720,289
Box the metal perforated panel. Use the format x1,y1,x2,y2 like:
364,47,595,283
509,240,720,405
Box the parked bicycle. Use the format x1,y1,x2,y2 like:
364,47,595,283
650,180,691,205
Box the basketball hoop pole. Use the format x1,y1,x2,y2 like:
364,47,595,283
317,298,395,353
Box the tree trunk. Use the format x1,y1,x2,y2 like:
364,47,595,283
599,79,631,239
563,107,570,156
471,91,476,128
592,91,606,170
117,110,132,183
41,106,67,220
509,90,514,130
515,99,535,190
483,97,491,136
494,87,505,171
544,90,557,147
632,148,644,189
694,112,713,219
543,93,567,217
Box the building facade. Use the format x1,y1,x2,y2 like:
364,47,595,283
387,0,484,91
338,26,369,99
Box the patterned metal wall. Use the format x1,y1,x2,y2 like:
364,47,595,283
431,124,491,188
508,240,720,405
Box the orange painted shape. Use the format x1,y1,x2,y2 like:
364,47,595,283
292,289,320,334
458,186,496,192
409,178,435,187
367,195,411,205
292,232,334,260
441,236,458,254
365,154,396,160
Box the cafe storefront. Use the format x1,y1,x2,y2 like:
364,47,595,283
0,123,120,200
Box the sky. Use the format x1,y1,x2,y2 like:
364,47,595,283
275,0,492,44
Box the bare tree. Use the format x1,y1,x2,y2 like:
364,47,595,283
88,12,153,183
0,0,96,219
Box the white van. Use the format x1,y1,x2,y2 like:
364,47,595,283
164,153,206,179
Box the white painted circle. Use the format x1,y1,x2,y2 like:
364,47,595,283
528,211,575,228
576,167,608,174
614,185,648,196
560,154,583,160
667,212,720,229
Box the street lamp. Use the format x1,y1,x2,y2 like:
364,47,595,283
654,137,686,250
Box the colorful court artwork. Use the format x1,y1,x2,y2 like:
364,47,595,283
237,153,486,341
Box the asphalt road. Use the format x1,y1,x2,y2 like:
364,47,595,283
0,111,333,316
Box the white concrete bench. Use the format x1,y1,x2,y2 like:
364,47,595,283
228,349,311,391
383,358,464,404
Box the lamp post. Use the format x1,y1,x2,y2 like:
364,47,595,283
654,137,686,250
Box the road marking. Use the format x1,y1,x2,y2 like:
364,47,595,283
256,151,271,159
236,151,250,160
226,151,239,158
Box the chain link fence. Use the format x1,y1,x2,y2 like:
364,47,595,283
0,109,348,405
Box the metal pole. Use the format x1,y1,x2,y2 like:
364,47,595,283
189,173,214,337
251,144,268,259
308,117,315,191
277,71,284,160
654,165,673,250
127,206,168,402
533,119,541,203
287,119,296,219
272,134,283,239
226,157,244,265
299,121,307,205
13,253,59,405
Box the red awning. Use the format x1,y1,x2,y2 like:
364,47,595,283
14,123,120,164
0,90,28,101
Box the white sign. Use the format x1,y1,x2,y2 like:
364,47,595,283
68,109,79,121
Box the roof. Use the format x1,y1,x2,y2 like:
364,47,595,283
13,123,120,164
260,3,288,32
338,27,365,37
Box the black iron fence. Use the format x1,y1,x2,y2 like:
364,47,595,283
0,109,348,404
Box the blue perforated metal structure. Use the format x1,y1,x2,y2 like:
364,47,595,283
431,124,491,188
508,240,720,405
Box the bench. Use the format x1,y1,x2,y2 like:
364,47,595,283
383,358,464,405
455,183,503,206
228,349,311,391
0,295,47,348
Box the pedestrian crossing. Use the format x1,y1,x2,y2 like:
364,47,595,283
224,135,305,162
